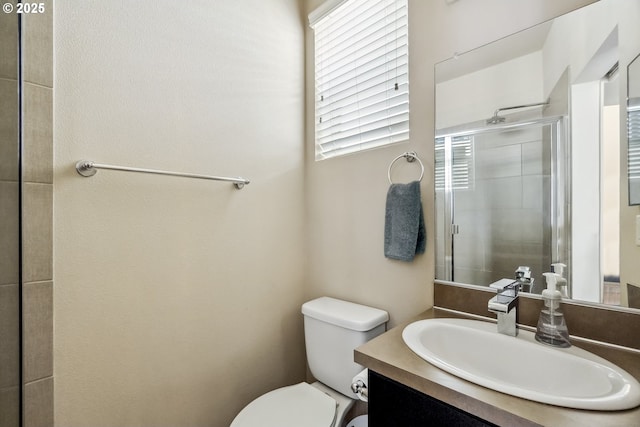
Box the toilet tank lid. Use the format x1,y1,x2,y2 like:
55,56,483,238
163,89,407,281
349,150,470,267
302,297,389,331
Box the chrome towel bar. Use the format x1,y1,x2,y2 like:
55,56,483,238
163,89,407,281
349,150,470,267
75,160,250,189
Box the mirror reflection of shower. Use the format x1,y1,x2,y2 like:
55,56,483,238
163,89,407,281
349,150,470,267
435,115,568,295
601,62,621,305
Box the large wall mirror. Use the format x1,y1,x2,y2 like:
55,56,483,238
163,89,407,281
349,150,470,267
435,0,640,311
629,52,640,205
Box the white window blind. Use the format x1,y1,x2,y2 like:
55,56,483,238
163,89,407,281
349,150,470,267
311,0,409,160
629,105,640,185
435,136,474,191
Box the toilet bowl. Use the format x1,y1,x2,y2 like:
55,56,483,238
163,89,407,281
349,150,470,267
230,297,389,427
230,382,353,427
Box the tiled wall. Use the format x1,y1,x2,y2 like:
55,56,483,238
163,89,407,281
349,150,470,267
22,1,54,426
436,124,553,289
0,2,22,426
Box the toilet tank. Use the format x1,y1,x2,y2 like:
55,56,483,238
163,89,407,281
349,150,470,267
301,297,389,398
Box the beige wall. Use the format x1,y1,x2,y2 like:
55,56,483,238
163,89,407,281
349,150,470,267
303,0,596,327
53,1,306,426
53,1,600,426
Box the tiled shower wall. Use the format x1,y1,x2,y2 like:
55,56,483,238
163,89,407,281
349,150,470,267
437,124,552,290
0,2,21,424
23,1,54,426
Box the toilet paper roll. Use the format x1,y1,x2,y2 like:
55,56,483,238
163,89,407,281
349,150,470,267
351,368,369,402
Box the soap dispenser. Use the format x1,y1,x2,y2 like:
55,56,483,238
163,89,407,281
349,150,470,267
535,272,571,348
551,262,568,298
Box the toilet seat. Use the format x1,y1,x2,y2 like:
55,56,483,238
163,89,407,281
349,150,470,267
230,382,337,427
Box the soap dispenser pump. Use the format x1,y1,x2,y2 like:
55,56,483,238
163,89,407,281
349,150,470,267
551,262,568,298
535,272,571,348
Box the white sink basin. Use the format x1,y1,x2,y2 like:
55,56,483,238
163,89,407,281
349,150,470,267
402,318,640,410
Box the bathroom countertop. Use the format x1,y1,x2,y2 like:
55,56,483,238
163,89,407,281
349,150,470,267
354,308,640,427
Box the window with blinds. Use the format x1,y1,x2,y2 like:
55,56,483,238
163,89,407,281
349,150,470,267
310,0,409,160
435,136,474,191
628,104,640,192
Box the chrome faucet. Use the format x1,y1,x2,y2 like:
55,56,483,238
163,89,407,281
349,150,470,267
514,266,534,293
488,280,520,336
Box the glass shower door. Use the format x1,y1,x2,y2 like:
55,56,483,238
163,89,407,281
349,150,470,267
436,117,568,294
0,9,22,427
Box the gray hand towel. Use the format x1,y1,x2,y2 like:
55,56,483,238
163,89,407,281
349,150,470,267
384,180,426,261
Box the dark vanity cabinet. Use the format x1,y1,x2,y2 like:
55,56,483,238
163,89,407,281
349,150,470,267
368,371,497,427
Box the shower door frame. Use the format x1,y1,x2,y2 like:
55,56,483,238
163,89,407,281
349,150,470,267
436,115,570,293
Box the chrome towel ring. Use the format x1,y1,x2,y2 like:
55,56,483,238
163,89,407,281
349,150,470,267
388,151,424,184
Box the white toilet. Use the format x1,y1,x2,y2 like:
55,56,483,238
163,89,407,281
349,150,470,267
231,297,389,427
